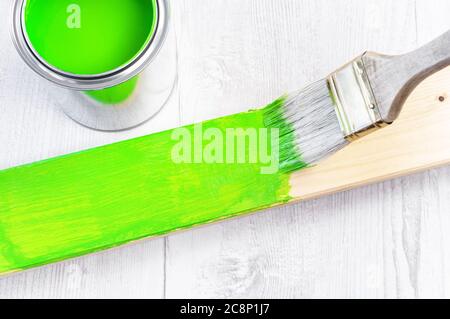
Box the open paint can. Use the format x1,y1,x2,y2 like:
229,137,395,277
11,0,177,131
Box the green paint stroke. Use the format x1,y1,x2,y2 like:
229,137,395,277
0,97,306,274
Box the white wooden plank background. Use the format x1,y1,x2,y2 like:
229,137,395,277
1,0,450,299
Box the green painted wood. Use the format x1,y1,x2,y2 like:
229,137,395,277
0,99,302,275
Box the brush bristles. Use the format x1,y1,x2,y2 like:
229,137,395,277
264,80,348,173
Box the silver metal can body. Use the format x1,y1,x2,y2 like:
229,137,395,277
11,0,177,131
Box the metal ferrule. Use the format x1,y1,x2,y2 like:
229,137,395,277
328,56,388,141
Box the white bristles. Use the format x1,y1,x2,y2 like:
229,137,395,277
281,80,349,165
263,79,349,172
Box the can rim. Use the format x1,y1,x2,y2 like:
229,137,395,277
11,0,170,91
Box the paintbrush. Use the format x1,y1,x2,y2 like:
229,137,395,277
271,30,450,172
1,30,450,275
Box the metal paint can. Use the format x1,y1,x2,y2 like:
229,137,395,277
11,0,177,131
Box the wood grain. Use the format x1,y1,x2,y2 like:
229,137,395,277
165,0,422,299
1,0,450,299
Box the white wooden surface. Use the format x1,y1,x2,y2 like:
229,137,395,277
1,0,450,299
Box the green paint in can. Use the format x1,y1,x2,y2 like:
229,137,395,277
23,0,158,104
23,0,158,76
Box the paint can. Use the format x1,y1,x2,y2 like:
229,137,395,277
11,0,177,131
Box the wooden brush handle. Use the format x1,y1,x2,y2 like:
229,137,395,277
362,30,450,123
